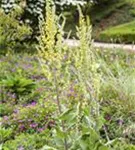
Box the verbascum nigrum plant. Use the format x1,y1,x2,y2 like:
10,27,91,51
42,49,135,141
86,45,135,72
69,6,101,117
37,2,71,149
37,0,101,125
37,0,71,116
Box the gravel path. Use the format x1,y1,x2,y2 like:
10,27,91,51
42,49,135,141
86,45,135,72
65,39,135,52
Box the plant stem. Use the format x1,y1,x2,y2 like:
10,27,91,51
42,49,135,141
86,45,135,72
54,71,68,150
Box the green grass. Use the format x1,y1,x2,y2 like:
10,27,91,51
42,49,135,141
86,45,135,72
98,21,135,43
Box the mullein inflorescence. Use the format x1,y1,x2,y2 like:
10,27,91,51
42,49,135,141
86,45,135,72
69,6,101,117
38,0,66,81
37,0,71,118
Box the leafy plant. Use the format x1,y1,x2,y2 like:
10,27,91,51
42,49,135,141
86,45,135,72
0,128,13,143
2,102,56,134
0,103,14,117
0,75,36,102
37,0,104,149
2,133,47,150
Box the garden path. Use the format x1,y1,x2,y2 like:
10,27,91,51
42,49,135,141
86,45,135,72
65,39,135,52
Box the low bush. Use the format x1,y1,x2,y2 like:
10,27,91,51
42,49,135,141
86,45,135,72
2,102,56,135
99,21,135,43
2,133,48,150
0,75,36,103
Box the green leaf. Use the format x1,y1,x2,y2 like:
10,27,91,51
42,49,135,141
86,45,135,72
98,146,109,150
0,144,2,150
41,145,58,150
59,108,77,126
16,88,26,92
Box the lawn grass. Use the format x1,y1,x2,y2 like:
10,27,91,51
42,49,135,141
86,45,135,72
98,21,135,43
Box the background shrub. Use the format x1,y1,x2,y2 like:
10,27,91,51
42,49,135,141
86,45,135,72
0,8,31,54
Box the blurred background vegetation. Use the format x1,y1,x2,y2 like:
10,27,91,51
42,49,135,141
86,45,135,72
0,0,135,48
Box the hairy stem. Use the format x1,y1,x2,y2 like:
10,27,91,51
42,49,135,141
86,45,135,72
54,71,68,150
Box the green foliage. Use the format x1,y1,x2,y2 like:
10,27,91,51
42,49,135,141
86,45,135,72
106,138,135,150
2,133,47,150
99,21,135,43
70,129,108,150
130,9,135,16
2,102,56,134
90,0,127,22
0,75,36,101
0,128,13,143
1,49,135,149
40,103,107,150
96,48,135,144
0,103,14,117
0,8,31,54
105,70,135,111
